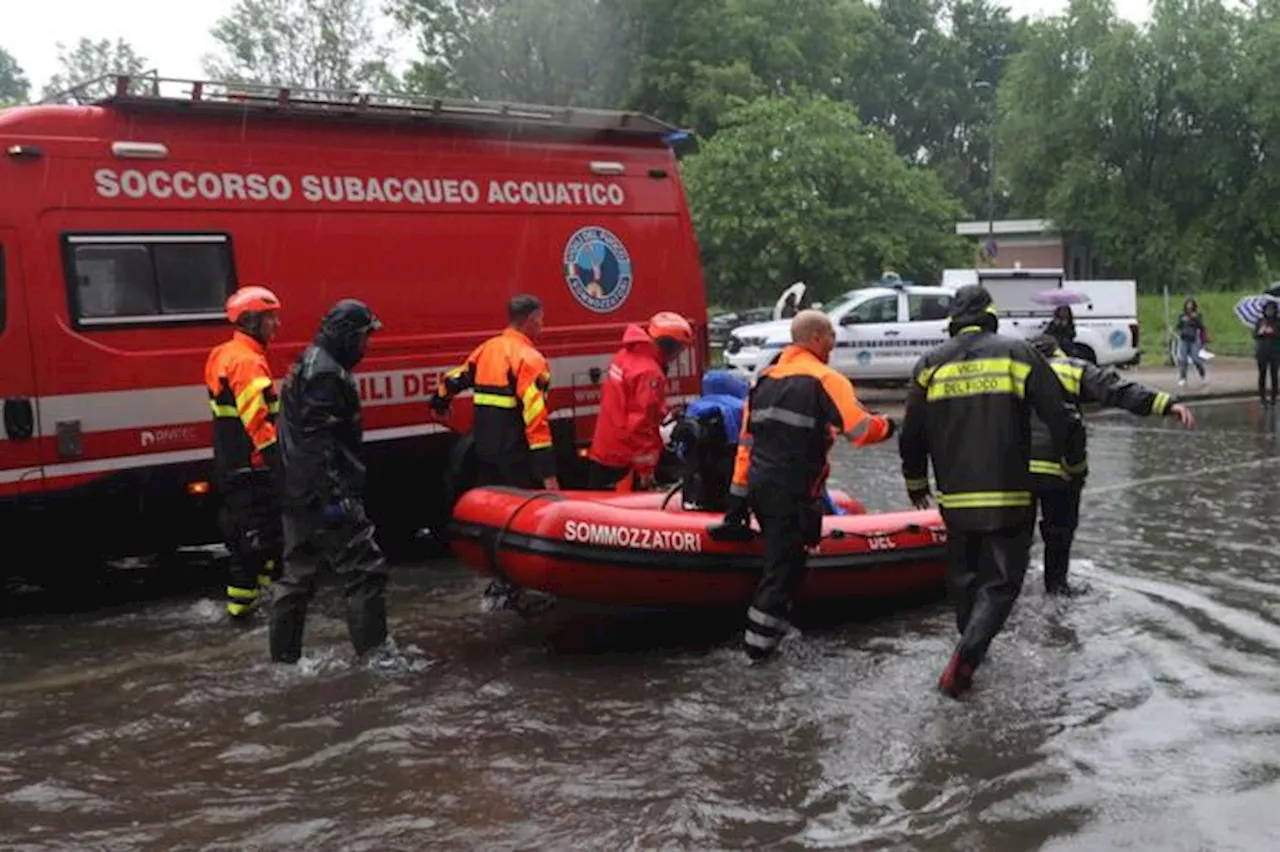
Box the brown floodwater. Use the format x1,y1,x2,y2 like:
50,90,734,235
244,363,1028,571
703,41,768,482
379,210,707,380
2,399,1278,850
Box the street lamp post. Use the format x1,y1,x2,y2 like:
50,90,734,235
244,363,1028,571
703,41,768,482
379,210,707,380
974,80,996,261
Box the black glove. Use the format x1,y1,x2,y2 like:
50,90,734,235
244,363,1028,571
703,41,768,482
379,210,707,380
723,493,751,526
883,416,898,439
427,392,451,415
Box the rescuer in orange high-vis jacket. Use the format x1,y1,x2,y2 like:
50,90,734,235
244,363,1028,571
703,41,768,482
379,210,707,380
204,285,283,620
721,310,896,662
587,312,695,492
427,293,557,612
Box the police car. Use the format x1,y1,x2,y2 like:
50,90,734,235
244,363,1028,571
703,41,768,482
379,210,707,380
722,278,955,382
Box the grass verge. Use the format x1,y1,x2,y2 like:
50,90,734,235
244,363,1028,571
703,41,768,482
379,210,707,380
1137,291,1255,361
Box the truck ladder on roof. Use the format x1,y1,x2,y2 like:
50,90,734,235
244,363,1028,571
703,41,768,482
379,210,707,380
43,74,679,138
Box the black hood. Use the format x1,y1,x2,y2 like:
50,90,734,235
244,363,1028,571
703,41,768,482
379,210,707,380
947,284,999,336
315,298,382,369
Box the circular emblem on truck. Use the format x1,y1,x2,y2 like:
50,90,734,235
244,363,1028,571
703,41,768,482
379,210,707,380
856,350,872,365
1109,329,1126,348
563,226,633,313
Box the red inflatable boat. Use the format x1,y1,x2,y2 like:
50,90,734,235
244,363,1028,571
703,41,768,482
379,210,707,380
448,486,947,608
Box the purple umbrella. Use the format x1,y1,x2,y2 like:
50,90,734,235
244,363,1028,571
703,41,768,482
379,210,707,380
1031,289,1092,307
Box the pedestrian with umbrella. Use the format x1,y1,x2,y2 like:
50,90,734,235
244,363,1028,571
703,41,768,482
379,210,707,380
1240,295,1280,405
1032,289,1090,359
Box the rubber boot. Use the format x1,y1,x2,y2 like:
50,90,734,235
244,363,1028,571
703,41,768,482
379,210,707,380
345,575,389,657
938,650,975,698
1043,527,1087,596
269,598,308,663
481,579,522,613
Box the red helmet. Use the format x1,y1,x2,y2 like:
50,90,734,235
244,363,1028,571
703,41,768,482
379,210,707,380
226,286,281,324
647,311,694,348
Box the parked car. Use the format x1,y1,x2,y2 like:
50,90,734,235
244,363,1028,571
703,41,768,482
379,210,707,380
724,280,954,382
709,307,773,346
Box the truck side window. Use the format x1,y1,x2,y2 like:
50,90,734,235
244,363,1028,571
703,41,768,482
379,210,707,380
0,245,6,334
908,294,951,321
64,235,235,327
73,244,159,318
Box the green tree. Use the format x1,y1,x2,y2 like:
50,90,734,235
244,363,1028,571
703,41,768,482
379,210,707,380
0,47,29,105
41,38,148,102
205,0,398,90
625,0,877,137
394,0,635,105
681,94,968,308
1000,0,1261,290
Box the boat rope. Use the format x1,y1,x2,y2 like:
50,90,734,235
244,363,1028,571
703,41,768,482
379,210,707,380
486,489,562,614
660,478,683,511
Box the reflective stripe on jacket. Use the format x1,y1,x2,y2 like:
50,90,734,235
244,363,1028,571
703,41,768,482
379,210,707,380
439,327,555,481
1029,349,1172,481
204,331,279,486
731,345,892,500
899,327,1085,531
588,324,667,475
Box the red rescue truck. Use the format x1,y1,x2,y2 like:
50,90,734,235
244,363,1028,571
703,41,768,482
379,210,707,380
0,75,708,564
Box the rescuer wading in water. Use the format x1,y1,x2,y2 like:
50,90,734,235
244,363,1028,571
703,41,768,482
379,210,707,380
720,310,896,662
899,285,1085,698
1026,333,1194,596
204,286,284,621
270,299,393,665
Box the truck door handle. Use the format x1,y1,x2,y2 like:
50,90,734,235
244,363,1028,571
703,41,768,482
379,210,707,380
884,330,900,336
3,398,34,441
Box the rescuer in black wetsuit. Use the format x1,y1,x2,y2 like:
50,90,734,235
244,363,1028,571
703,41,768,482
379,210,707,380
269,299,393,665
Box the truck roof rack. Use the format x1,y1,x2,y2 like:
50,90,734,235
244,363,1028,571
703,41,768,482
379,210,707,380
42,74,680,138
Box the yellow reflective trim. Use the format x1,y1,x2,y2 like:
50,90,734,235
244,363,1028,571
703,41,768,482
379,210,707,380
1029,459,1066,477
904,477,930,490
474,392,517,408
1063,459,1088,475
528,440,553,450
268,400,281,414
927,374,1016,401
1051,361,1082,396
522,395,546,426
937,491,1031,509
210,401,239,418
236,376,272,413
926,357,1028,401
226,602,255,616
917,365,937,387
240,395,266,427
257,574,273,588
1153,391,1171,415
226,585,259,600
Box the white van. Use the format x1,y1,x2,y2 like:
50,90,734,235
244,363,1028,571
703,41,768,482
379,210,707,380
943,268,1141,367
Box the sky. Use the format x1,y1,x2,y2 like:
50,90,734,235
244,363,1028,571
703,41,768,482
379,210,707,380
6,0,1154,96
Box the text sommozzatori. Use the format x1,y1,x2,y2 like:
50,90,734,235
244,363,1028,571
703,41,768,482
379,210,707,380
93,168,627,207
563,521,702,552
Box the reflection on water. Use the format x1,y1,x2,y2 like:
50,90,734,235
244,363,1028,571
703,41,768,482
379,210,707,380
2,400,1278,850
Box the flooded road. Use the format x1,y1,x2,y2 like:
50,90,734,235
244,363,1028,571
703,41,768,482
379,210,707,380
2,400,1279,850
